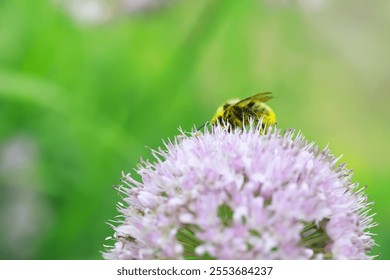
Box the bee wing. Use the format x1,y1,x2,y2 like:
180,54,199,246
235,92,273,106
252,92,274,102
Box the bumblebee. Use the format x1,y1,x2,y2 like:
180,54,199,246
209,92,277,130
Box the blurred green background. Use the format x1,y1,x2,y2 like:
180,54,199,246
0,0,389,259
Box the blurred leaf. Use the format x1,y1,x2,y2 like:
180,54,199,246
0,70,68,113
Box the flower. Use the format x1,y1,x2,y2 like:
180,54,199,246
103,123,376,259
55,0,177,25
54,0,112,24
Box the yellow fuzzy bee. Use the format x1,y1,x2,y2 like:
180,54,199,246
207,92,277,130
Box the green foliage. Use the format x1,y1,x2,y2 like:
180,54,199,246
0,0,389,259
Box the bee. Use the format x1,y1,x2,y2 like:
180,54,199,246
208,92,277,130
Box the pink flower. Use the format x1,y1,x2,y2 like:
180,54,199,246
103,123,376,259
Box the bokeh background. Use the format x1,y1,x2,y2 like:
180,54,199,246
0,0,389,259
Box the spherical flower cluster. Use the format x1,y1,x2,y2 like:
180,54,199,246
103,124,376,259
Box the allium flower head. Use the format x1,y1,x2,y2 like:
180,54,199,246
103,123,376,259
